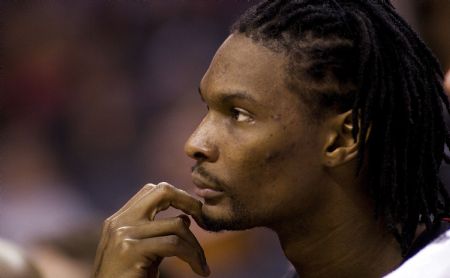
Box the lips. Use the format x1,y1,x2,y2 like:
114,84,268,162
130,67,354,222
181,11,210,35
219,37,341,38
191,174,225,199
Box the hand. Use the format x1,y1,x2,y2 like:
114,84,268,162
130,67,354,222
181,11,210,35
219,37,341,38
93,182,210,278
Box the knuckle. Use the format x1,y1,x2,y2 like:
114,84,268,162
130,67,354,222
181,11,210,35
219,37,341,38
111,226,131,238
158,181,171,187
103,218,115,232
102,219,132,240
156,182,174,195
119,238,137,254
133,261,148,271
103,217,123,232
143,183,156,190
173,217,185,228
166,235,180,247
103,218,112,228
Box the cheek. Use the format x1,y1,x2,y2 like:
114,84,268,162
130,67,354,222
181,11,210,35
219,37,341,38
225,135,305,191
226,129,322,205
263,141,298,166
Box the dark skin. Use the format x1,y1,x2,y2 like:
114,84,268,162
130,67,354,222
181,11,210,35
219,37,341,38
94,34,405,277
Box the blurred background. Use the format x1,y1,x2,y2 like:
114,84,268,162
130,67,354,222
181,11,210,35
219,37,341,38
0,1,448,277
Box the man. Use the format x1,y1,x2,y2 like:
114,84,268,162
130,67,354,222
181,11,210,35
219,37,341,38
93,1,450,277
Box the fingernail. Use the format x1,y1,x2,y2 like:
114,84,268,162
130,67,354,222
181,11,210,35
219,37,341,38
202,263,210,276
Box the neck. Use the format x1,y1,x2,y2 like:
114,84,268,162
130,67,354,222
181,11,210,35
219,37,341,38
272,180,402,278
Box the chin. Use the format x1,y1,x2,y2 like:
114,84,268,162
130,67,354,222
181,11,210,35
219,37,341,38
199,201,256,232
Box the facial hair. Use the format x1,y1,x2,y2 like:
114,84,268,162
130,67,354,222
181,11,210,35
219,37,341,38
192,164,256,232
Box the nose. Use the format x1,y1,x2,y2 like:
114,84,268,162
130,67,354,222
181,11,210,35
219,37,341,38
184,123,219,163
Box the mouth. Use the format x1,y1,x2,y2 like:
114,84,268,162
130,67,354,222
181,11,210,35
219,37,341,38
191,174,225,200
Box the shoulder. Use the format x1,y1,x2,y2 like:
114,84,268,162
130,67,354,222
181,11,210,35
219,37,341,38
384,220,450,278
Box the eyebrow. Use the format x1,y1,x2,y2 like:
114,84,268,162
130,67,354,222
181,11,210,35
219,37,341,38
198,87,258,104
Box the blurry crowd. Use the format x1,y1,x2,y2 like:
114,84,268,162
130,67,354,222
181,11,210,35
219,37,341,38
0,1,449,277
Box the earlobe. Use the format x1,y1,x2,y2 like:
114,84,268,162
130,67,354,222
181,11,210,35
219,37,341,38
322,110,359,168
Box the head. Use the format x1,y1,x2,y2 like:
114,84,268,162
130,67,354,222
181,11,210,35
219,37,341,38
185,0,450,254
185,33,336,234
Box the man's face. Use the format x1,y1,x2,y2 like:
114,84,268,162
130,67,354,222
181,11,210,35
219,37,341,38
185,34,327,231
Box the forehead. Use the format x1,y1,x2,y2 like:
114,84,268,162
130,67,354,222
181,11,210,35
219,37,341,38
200,34,293,104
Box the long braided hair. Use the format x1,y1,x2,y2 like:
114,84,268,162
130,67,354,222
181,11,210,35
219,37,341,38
232,0,450,255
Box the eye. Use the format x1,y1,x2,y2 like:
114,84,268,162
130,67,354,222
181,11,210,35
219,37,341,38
231,107,253,122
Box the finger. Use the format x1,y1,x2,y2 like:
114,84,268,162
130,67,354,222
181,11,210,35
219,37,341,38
109,183,158,220
178,214,191,227
136,235,210,277
149,183,203,220
119,182,203,223
95,217,208,277
117,216,206,264
94,184,158,266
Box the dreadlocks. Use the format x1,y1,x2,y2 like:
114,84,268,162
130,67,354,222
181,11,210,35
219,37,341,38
231,0,450,255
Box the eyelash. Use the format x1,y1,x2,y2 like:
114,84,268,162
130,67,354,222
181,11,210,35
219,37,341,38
230,107,253,122
204,105,254,123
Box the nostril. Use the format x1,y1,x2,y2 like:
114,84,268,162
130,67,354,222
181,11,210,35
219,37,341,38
193,151,207,160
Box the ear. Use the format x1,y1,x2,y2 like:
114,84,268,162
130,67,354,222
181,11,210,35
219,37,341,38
322,110,359,168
